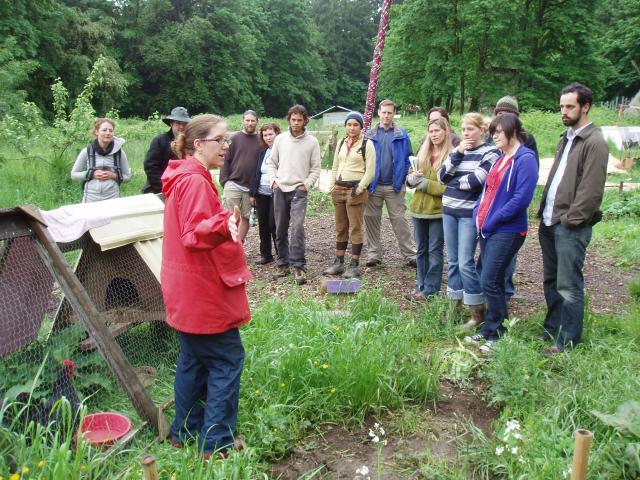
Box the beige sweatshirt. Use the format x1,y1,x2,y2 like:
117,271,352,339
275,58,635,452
268,129,321,192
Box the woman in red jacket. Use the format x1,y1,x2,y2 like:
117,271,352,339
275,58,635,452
161,114,252,459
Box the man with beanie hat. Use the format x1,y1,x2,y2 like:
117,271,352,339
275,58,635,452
143,106,191,194
493,96,539,301
494,96,539,164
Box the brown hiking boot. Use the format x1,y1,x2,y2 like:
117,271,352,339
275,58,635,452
272,265,290,279
462,304,485,330
323,258,345,275
293,267,307,285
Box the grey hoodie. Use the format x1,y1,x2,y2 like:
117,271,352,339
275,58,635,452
71,136,131,203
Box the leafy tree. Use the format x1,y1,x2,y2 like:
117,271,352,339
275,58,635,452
380,0,613,112
0,38,37,116
310,0,379,110
255,0,331,116
597,0,640,99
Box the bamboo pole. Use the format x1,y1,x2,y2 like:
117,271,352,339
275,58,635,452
141,456,159,480
571,429,594,480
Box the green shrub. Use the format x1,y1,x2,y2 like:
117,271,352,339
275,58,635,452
629,278,640,303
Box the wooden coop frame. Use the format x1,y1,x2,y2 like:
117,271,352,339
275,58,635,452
0,204,169,437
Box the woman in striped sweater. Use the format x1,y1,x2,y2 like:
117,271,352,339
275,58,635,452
438,113,500,327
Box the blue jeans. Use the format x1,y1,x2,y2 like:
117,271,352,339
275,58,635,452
479,233,525,340
274,187,308,269
412,217,444,296
443,214,483,305
504,255,516,298
171,329,244,454
539,222,592,348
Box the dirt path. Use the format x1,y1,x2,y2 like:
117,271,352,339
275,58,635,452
244,213,635,318
243,213,635,478
267,382,494,480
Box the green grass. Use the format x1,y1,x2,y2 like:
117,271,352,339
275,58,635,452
463,307,640,479
2,106,634,210
2,107,640,478
1,291,443,478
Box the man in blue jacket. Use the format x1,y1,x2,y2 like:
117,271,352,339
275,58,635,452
364,99,416,267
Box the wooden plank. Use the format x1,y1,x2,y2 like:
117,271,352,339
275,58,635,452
29,218,170,435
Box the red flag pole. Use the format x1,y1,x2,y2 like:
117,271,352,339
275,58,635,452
363,0,393,132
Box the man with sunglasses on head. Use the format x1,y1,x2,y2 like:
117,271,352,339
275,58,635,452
220,110,263,243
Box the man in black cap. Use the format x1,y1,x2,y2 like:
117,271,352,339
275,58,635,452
142,106,191,194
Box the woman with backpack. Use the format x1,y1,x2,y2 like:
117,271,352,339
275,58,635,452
71,118,131,202
323,111,376,278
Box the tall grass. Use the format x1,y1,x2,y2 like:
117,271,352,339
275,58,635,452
464,307,640,478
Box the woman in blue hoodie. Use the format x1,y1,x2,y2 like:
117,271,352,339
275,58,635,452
469,113,538,350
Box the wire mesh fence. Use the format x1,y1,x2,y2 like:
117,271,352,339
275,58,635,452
0,209,174,437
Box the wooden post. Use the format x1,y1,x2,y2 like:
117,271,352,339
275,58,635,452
571,429,594,480
28,217,170,435
141,456,159,480
619,181,624,194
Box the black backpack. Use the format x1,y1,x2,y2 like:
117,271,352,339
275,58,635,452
337,137,367,162
82,143,122,190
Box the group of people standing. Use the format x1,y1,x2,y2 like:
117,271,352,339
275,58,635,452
68,81,609,459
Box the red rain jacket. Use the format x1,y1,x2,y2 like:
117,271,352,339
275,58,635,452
161,156,252,334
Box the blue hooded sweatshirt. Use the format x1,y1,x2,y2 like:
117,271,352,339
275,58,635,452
473,144,539,237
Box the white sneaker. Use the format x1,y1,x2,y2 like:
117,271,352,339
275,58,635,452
464,334,485,344
480,340,498,353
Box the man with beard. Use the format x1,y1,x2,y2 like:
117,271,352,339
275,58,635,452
537,83,609,355
221,110,263,243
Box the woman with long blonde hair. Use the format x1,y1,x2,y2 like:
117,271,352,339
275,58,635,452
438,113,500,325
405,117,451,301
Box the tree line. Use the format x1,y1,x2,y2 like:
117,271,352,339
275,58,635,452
0,0,638,120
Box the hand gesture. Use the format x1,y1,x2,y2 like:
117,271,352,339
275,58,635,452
228,206,241,242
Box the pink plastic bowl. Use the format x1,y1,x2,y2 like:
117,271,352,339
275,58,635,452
80,412,132,447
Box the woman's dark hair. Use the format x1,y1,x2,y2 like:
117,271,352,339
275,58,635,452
489,113,528,144
173,114,225,159
259,123,281,147
427,107,449,122
286,104,309,123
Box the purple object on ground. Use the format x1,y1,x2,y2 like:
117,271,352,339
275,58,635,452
322,278,361,294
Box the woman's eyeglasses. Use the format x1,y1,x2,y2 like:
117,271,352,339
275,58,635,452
199,137,231,145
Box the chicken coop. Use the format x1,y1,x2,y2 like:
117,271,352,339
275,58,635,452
0,195,175,438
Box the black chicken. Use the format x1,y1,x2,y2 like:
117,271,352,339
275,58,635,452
15,359,82,433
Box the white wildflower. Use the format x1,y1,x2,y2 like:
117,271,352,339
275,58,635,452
513,432,523,441
355,465,369,476
379,426,385,436
495,446,504,456
505,419,520,433
374,423,379,429
368,429,375,438
371,435,380,443
511,446,518,455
